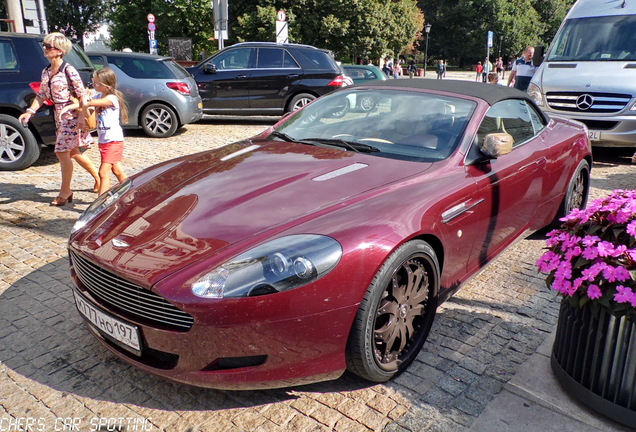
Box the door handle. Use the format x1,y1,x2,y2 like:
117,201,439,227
234,74,248,79
287,74,300,79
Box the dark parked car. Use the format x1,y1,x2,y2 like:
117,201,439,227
87,51,203,138
343,64,387,83
0,33,94,171
187,42,349,116
68,80,591,390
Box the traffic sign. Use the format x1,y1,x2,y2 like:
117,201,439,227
277,10,286,22
148,22,156,32
150,39,158,48
147,13,155,23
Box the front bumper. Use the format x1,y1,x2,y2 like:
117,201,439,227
69,263,357,390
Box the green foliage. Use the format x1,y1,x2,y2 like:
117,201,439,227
231,0,423,62
44,0,113,46
417,0,574,66
108,0,214,58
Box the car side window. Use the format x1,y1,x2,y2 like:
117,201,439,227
527,102,546,134
283,51,299,68
0,41,18,71
212,48,254,70
88,56,106,70
257,48,285,68
477,99,537,148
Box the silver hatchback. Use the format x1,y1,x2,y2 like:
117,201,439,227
87,51,203,138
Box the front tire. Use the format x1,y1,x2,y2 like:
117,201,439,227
0,114,40,171
141,104,178,138
346,240,439,382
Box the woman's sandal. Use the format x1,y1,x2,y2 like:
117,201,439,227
51,193,73,207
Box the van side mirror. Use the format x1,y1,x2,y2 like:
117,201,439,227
203,63,217,74
533,46,545,67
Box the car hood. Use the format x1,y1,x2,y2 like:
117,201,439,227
71,141,432,286
533,61,636,94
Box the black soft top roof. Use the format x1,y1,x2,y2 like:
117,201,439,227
362,79,533,106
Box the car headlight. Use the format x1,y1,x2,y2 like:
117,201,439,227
527,83,544,107
192,235,343,298
71,179,132,234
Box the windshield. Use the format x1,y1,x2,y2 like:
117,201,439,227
547,15,636,61
272,89,476,162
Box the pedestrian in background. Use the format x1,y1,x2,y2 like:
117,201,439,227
18,32,99,206
496,57,504,78
487,72,504,85
483,59,492,82
436,60,446,79
407,59,417,78
508,46,537,91
392,62,401,79
475,61,483,81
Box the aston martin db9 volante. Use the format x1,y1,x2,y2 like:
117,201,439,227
68,80,592,390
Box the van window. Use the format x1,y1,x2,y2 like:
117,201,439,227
548,15,636,61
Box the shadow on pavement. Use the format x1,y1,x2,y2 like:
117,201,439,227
0,258,372,412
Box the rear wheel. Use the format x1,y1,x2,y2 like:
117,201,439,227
346,240,439,382
0,114,40,171
287,93,316,113
141,104,178,138
553,159,590,226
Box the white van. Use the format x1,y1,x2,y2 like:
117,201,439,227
528,0,636,147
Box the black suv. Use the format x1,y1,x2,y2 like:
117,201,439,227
0,33,94,171
187,42,349,116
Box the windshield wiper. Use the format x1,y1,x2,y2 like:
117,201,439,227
302,138,380,153
270,131,299,142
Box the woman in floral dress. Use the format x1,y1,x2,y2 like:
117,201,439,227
19,32,99,206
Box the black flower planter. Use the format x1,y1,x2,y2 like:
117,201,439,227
552,299,636,428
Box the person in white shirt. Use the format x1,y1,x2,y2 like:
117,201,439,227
83,68,129,195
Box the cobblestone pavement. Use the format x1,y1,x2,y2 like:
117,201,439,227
0,112,634,432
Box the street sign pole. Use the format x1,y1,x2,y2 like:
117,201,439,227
148,13,157,55
276,10,288,43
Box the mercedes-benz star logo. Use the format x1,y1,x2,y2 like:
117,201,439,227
576,94,594,111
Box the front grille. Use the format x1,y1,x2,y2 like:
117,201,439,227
573,119,619,131
70,250,194,331
546,92,632,113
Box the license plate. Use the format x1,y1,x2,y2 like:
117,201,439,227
588,130,601,141
74,291,141,355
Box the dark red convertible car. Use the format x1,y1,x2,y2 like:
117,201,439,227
68,80,592,389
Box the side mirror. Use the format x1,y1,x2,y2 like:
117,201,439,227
480,133,514,159
533,46,545,67
203,63,217,74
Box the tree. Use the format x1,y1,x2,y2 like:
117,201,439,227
108,0,215,58
231,0,424,62
417,0,572,66
44,0,112,46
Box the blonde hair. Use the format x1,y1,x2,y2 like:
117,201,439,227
43,32,72,56
93,67,129,123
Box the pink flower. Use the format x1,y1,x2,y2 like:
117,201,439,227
628,221,636,238
597,241,617,258
582,235,601,247
587,284,602,299
602,265,631,282
614,285,634,304
581,246,598,260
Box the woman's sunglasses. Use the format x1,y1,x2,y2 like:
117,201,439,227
42,43,57,50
